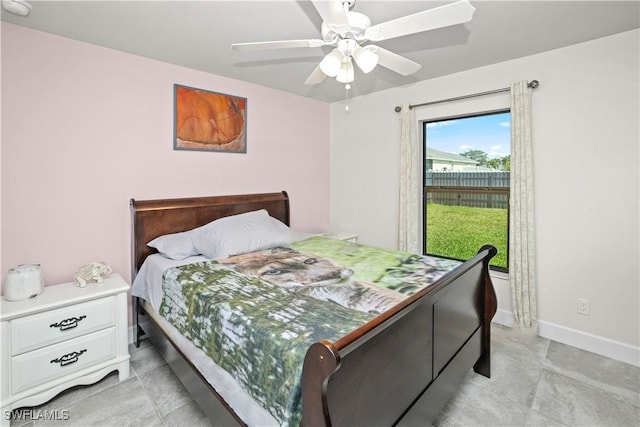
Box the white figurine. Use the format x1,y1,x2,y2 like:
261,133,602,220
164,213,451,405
74,262,112,287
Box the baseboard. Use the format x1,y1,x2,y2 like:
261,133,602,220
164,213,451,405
537,320,639,367
492,308,516,328
492,309,640,367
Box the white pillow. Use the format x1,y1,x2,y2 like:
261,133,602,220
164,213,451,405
147,230,199,260
192,209,293,260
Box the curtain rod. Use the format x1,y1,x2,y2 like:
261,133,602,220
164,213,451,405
394,80,539,112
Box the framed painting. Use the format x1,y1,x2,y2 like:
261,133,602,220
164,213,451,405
174,84,247,153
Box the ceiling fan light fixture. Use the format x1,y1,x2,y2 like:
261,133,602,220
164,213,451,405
231,0,477,87
2,0,32,16
319,49,343,77
352,46,379,73
336,60,354,84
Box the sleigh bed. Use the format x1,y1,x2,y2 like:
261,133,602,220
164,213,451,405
130,191,497,426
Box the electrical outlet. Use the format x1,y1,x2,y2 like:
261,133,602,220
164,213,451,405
577,298,590,316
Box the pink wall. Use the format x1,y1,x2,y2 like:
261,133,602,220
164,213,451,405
1,23,330,287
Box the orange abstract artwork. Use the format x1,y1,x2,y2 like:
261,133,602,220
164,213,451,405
174,84,247,153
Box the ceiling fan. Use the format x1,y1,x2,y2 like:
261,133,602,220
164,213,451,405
231,0,475,86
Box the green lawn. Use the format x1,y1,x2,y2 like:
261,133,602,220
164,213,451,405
426,203,508,269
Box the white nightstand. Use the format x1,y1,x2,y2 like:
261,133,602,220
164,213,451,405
324,232,358,243
1,274,130,424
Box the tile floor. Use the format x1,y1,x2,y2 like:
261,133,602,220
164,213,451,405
7,324,639,426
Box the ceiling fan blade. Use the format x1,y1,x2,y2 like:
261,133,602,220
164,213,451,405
371,46,422,76
231,39,326,52
304,64,328,85
365,0,475,41
311,0,349,26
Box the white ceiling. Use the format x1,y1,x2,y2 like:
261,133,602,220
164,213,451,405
2,1,639,103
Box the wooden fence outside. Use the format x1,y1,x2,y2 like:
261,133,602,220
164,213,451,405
425,171,510,209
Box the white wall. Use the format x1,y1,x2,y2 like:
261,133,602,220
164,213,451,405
330,30,639,364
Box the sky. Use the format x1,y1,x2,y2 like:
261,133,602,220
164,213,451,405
425,111,511,159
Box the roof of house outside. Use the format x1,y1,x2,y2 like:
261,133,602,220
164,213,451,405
426,147,478,165
459,165,495,172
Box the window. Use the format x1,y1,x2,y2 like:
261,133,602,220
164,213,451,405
423,111,510,271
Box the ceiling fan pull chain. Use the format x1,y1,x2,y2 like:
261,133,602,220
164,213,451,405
345,83,351,112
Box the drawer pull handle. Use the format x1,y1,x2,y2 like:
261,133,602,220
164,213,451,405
50,315,87,331
50,349,87,367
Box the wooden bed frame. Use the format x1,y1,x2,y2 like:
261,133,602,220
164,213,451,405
130,191,498,426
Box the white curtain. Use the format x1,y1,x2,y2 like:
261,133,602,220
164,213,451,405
398,103,421,253
509,81,537,328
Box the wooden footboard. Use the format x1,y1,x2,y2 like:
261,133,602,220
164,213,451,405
301,245,497,426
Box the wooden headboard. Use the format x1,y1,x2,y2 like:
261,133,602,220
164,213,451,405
130,191,290,277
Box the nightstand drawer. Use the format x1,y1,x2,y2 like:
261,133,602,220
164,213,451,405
10,296,116,355
11,327,117,394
